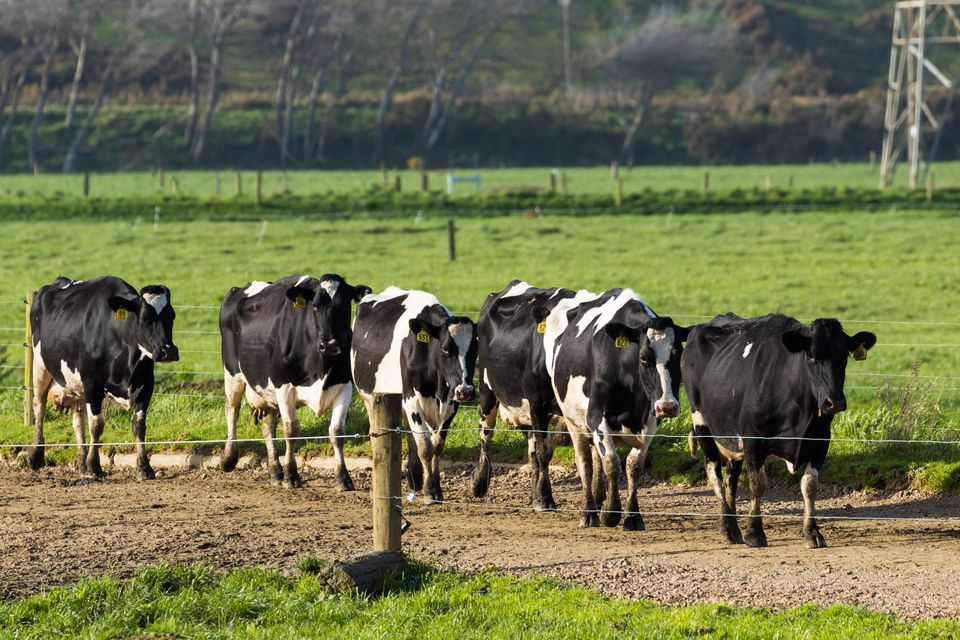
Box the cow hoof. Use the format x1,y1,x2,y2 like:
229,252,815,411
622,515,645,532
579,513,601,528
137,466,156,481
532,497,557,513
220,451,239,472
804,532,827,549
406,466,424,492
27,447,45,471
471,465,490,498
282,476,304,489
744,531,768,548
334,472,355,492
726,530,745,545
600,511,622,528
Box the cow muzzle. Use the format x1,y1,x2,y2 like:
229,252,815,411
655,400,680,419
318,339,341,356
156,345,179,363
818,397,846,416
454,385,476,403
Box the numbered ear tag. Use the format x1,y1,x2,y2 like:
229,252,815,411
114,309,128,320
536,320,546,334
853,343,868,361
293,296,306,309
614,334,630,349
416,329,431,343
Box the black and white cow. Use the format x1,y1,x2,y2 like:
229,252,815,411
473,280,576,510
219,274,370,490
351,287,478,503
682,313,876,548
29,275,179,480
543,288,688,529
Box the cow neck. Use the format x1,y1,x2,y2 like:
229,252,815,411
276,303,337,376
110,314,152,382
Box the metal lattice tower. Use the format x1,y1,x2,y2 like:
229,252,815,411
880,1,960,189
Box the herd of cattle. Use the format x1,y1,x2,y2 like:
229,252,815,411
24,275,876,549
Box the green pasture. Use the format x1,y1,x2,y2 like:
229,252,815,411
3,562,958,639
2,161,959,200
0,207,958,489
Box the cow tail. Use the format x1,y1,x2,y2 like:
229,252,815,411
687,429,698,459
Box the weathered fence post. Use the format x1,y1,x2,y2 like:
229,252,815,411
394,176,402,193
549,169,558,193
370,393,402,552
926,172,935,202
255,170,263,206
83,172,90,198
447,219,456,262
610,160,619,180
420,172,429,193
614,178,623,207
235,171,243,196
24,290,34,427
702,171,710,195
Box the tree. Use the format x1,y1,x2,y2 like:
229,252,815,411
597,5,735,163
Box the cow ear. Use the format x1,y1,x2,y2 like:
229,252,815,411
673,324,690,344
409,318,441,340
530,304,550,324
847,331,877,360
605,322,641,344
285,286,315,307
353,284,372,302
108,294,140,313
781,330,811,354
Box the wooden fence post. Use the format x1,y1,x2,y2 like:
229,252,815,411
420,172,429,193
83,172,90,198
447,219,456,262
370,393,402,552
24,290,34,427
235,171,243,196
614,178,623,207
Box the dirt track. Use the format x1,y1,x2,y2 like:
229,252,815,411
3,461,960,620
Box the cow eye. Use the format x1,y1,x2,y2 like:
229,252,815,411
442,346,452,356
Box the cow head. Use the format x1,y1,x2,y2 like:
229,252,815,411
285,275,371,357
408,316,479,403
781,319,876,415
605,316,689,419
108,285,179,363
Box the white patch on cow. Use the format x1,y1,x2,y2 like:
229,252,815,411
142,292,168,315
138,345,154,360
447,322,475,391
403,389,456,434
543,289,597,378
244,281,271,297
362,288,445,394
576,289,653,337
107,391,132,411
716,441,746,461
319,278,339,299
294,376,350,416
556,375,590,437
498,399,532,427
295,275,311,287
58,360,84,399
500,281,533,299
61,280,82,288
482,368,491,389
742,342,754,358
647,326,679,410
771,455,796,474
691,411,707,427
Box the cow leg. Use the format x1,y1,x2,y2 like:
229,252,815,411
743,462,768,548
590,446,606,509
801,464,826,549
593,421,622,528
569,426,599,527
706,458,743,544
130,406,155,481
623,415,658,531
724,459,743,513
276,389,303,489
472,398,497,498
220,370,245,472
411,429,441,503
402,412,424,492
84,393,106,480
261,412,283,486
529,403,557,511
328,385,355,491
71,405,87,475
27,362,54,471
429,421,450,503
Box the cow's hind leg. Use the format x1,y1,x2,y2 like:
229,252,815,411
261,412,283,486
84,392,107,480
528,402,557,511
592,417,622,528
743,461,768,548
71,405,87,475
27,361,54,471
328,384,355,491
472,395,497,498
277,388,303,489
130,405,155,481
569,426,599,527
801,464,826,549
220,370,245,472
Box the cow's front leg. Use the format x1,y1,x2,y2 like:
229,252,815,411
261,412,283,486
801,463,826,549
130,405,155,481
471,394,497,498
276,388,303,489
328,384,354,491
593,420,622,528
528,403,557,511
623,416,657,531
84,393,106,480
743,461,768,548
221,369,246,472
71,405,88,475
27,362,54,471
569,426,599,527
411,428,441,503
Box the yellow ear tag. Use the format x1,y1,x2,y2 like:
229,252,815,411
416,329,431,343
853,343,868,361
293,296,306,309
614,334,630,349
114,308,128,321
536,320,546,334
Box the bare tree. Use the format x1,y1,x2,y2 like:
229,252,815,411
184,0,201,147
598,6,735,162
64,0,107,129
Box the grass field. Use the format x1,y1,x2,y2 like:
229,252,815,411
2,161,958,200
3,562,959,639
0,205,957,489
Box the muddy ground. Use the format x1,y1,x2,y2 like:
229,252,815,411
3,461,960,620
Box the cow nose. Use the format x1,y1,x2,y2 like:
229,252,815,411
824,397,846,414
454,385,476,403
655,400,680,419
319,339,341,356
157,345,179,363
